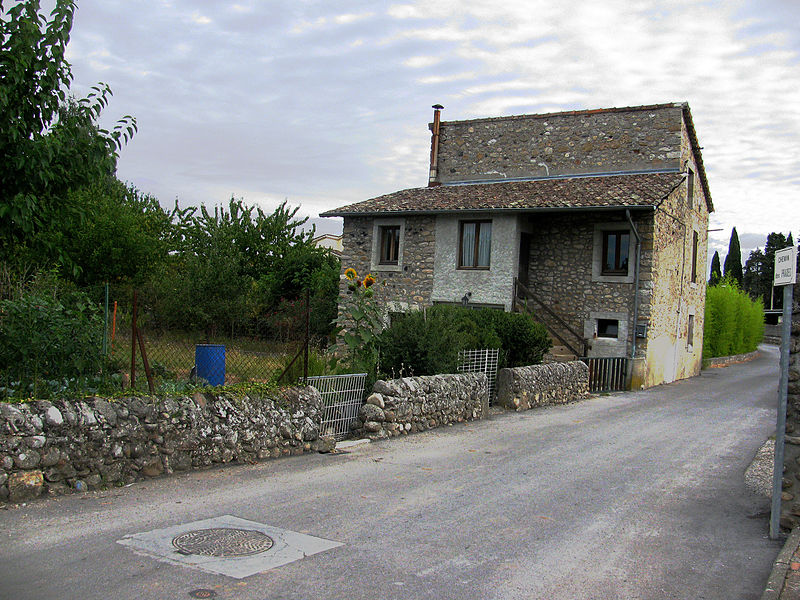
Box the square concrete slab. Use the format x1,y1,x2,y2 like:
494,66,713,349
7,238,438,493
117,515,343,579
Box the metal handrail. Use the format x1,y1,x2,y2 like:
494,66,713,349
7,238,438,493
514,278,587,357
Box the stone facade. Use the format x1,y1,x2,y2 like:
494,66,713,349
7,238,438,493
329,103,711,389
640,119,709,387
523,211,653,359
434,105,684,184
351,373,488,440
339,215,435,317
0,387,331,503
496,361,589,411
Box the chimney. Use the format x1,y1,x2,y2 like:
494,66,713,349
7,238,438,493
428,104,443,187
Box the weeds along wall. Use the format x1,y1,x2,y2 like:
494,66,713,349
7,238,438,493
0,387,331,503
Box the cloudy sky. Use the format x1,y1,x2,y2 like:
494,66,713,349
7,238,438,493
62,0,800,262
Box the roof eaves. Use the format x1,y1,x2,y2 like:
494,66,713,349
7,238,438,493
680,104,714,213
321,205,657,218
433,102,686,129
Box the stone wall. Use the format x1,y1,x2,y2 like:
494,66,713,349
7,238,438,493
0,387,330,504
779,293,800,531
339,215,436,317
642,121,709,388
496,361,589,411
351,373,488,440
433,105,684,184
524,211,653,360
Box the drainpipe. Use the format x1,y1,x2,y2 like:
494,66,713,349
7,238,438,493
626,209,642,360
428,104,443,187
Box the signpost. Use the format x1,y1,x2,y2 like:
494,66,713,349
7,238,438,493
770,246,797,539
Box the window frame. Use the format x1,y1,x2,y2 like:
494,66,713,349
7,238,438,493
458,219,492,270
597,318,619,339
370,218,405,272
601,230,631,276
378,225,400,266
691,230,699,283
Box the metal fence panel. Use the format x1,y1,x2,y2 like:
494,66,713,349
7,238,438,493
458,349,499,405
305,373,367,441
580,357,629,393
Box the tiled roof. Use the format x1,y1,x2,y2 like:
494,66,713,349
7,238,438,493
321,172,685,217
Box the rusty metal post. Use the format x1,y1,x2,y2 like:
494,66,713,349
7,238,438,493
130,290,138,390
303,287,310,381
135,326,156,395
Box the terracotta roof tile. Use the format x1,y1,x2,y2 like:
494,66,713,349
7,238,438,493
321,172,685,217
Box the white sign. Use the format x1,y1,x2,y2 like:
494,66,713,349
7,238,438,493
774,246,797,286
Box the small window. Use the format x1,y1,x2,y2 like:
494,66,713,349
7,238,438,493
597,319,619,339
602,230,630,275
691,230,699,283
687,167,695,206
687,314,695,348
459,220,492,269
379,225,400,265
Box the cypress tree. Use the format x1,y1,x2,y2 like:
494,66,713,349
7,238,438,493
723,227,743,286
709,251,722,286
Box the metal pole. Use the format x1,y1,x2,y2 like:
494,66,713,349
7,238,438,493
103,282,109,356
770,283,793,539
130,290,138,390
303,288,310,381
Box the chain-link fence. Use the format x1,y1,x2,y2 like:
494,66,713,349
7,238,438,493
0,279,320,400
108,287,314,395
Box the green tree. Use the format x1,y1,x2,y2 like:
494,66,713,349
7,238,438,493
708,251,722,286
742,248,768,302
51,178,172,287
0,0,136,271
723,227,743,286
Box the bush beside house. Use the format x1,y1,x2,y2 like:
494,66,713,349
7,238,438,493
703,280,764,359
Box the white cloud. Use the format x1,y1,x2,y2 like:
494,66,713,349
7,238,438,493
402,55,441,68
190,12,211,25
58,0,800,247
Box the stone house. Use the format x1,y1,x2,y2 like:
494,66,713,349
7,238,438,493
321,102,713,389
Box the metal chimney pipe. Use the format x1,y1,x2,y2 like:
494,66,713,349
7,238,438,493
428,104,443,187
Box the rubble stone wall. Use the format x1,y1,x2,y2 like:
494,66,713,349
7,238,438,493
434,105,684,184
352,373,488,440
496,361,589,411
0,387,329,503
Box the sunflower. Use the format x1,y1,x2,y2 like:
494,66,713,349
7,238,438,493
344,267,357,280
364,274,376,288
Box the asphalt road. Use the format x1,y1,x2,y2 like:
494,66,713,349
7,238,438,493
0,347,784,600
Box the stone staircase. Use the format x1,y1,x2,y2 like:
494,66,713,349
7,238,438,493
543,343,579,363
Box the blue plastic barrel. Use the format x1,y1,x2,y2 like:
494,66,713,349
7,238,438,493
195,344,226,386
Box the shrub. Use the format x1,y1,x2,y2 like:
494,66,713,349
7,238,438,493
703,279,764,359
378,305,551,377
0,284,104,398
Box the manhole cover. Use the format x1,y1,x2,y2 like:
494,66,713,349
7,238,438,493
189,590,217,599
172,528,274,557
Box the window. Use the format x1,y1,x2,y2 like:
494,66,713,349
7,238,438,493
601,230,630,275
687,314,695,348
687,167,695,206
379,225,400,265
691,230,699,283
597,319,619,339
459,220,492,269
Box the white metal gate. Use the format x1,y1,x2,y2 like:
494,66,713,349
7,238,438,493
305,373,367,440
458,349,499,404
